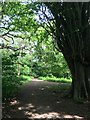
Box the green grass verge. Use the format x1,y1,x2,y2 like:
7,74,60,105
38,76,72,83
19,75,33,84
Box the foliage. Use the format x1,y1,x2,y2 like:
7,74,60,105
19,54,31,76
1,2,71,79
2,49,32,100
39,76,71,83
31,51,71,78
30,29,71,78
2,50,18,100
19,75,32,84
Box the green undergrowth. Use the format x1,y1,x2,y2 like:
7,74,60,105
38,76,72,83
2,75,33,101
19,75,33,84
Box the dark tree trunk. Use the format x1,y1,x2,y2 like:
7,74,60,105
72,61,88,100
85,67,90,99
64,55,90,100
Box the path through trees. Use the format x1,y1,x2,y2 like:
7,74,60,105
2,79,89,119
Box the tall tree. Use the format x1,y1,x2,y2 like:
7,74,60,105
38,2,90,100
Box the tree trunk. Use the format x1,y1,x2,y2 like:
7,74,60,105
85,67,90,100
63,53,89,100
17,46,23,76
17,61,20,76
66,58,89,101
73,61,88,100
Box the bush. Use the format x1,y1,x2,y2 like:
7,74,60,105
39,76,72,83
2,50,19,100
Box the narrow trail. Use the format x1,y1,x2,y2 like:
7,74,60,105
2,79,89,119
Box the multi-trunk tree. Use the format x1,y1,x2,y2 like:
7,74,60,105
38,2,90,100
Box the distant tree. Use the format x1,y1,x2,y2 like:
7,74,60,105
31,27,70,78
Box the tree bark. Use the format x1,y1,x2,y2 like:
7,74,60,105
65,57,89,101
73,61,88,100
85,67,90,100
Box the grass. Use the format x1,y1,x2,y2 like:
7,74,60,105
38,76,72,83
19,75,33,84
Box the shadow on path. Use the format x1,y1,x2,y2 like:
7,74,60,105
2,78,89,119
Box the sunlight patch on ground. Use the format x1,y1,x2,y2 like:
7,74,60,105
39,88,45,91
64,115,83,119
28,112,60,119
10,100,19,105
32,78,43,82
24,111,84,119
74,115,84,119
18,103,35,111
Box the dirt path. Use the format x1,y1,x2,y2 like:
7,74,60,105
2,79,89,120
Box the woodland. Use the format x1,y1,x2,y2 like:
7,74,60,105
0,2,90,119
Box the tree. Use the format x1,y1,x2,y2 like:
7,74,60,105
2,49,19,100
0,2,38,76
0,2,38,50
37,2,90,100
31,27,70,78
